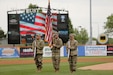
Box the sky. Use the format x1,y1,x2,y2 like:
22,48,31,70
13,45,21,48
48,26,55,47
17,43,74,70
0,0,113,38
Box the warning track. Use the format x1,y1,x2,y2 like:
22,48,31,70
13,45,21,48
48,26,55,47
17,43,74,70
0,57,113,65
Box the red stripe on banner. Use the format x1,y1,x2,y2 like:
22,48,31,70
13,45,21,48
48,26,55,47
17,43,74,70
34,22,45,27
20,24,46,33
35,16,45,21
20,31,36,34
52,18,57,22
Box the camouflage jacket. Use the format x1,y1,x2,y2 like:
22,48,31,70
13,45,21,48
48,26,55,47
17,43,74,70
66,40,78,56
32,39,45,54
51,38,63,53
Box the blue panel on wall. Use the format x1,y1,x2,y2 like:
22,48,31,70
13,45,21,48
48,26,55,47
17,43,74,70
78,46,85,56
64,46,85,57
64,46,68,57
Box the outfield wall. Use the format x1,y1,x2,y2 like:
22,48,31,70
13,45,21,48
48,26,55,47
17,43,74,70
0,45,113,58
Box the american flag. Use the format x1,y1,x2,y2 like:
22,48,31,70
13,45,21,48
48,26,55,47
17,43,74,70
45,0,53,46
20,12,57,35
20,12,46,35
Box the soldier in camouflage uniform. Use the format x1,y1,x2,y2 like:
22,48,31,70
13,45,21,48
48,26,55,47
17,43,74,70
32,34,45,72
51,33,63,72
66,33,78,73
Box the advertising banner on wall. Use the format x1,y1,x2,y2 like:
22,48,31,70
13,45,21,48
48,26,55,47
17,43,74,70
43,46,64,57
0,47,20,58
107,45,113,56
20,47,33,57
19,46,64,58
85,45,107,56
43,46,52,57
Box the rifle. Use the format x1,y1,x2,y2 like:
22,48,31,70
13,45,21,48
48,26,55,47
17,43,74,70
68,41,70,58
34,36,37,59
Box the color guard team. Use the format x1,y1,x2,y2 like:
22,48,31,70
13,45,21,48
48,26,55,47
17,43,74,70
32,32,78,73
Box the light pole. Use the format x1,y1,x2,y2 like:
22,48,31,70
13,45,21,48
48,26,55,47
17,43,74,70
89,0,92,45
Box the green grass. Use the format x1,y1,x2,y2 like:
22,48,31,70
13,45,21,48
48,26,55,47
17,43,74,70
0,63,113,75
0,57,113,75
0,56,113,60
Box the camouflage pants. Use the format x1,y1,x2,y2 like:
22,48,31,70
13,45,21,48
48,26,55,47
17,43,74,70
52,53,60,70
34,54,43,70
68,55,77,71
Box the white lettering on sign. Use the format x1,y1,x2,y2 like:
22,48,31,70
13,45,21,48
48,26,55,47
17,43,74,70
23,48,33,52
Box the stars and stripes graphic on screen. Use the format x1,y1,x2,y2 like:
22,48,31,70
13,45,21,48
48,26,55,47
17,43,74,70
20,12,46,35
45,0,53,46
52,13,57,31
19,12,57,35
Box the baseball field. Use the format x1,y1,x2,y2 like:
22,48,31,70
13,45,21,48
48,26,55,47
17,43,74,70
0,56,113,75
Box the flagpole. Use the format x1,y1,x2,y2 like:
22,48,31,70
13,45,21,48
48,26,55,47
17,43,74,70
48,0,50,4
45,0,53,46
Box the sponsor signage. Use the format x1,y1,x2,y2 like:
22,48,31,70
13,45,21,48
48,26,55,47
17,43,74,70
0,48,19,58
43,46,52,57
107,45,113,56
97,33,108,45
43,46,64,57
20,47,34,57
85,45,107,56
